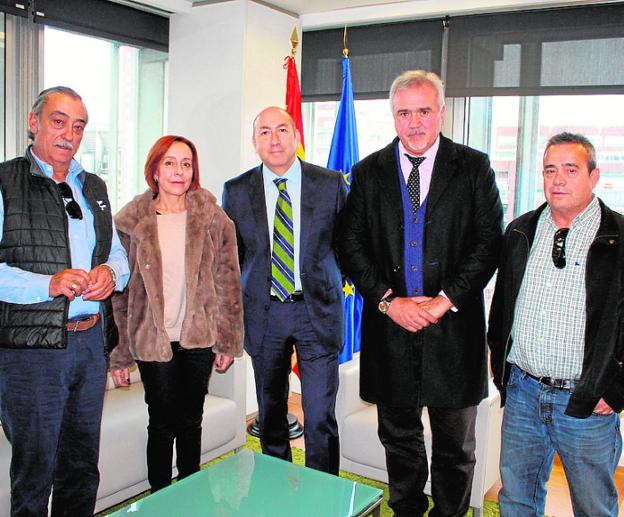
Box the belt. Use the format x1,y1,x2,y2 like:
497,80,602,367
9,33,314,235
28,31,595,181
523,369,576,390
66,314,100,332
270,291,304,303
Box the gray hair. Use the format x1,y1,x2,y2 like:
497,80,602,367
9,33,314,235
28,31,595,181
28,86,84,140
389,70,445,111
544,132,597,172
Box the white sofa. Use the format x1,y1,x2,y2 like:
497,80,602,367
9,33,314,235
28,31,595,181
0,356,247,515
336,355,503,517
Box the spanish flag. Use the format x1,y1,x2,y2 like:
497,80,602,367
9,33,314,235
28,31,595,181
284,53,305,160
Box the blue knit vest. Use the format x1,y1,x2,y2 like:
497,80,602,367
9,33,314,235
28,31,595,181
396,146,427,297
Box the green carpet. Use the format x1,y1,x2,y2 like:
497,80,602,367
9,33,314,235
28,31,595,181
98,435,503,516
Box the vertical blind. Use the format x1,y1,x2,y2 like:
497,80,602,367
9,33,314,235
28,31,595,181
302,3,624,100
302,19,444,101
31,0,169,51
0,0,28,17
445,3,624,97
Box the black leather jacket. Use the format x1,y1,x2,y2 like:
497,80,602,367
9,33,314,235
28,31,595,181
488,199,624,418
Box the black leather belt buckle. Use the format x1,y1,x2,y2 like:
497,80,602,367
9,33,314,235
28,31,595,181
270,292,304,303
524,369,575,390
539,377,576,390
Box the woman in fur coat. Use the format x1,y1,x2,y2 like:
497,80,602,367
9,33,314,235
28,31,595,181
109,135,244,492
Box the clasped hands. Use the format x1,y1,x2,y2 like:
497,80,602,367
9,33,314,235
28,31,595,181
386,294,454,333
49,265,115,302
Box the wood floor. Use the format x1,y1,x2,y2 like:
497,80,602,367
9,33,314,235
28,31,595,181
252,393,624,516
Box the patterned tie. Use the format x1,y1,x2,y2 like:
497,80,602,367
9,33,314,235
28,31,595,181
271,178,295,301
405,155,425,213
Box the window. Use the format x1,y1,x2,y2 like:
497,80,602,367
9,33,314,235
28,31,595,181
43,27,168,212
465,95,624,223
305,93,624,225
303,99,395,167
0,2,168,210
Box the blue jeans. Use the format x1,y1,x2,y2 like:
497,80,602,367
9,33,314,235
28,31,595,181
499,365,621,517
0,324,107,517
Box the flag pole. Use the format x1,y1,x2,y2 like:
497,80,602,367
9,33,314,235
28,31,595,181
290,26,299,57
327,25,363,365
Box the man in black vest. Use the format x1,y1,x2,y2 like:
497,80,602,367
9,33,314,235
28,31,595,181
338,70,503,517
0,87,129,516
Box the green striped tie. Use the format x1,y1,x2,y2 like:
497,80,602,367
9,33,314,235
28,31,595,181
271,178,295,301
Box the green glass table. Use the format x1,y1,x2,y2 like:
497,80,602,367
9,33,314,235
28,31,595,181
107,449,383,517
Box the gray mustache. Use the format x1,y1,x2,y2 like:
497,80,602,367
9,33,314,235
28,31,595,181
55,140,74,151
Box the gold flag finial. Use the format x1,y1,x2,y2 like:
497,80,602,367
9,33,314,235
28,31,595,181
343,25,349,58
290,27,299,57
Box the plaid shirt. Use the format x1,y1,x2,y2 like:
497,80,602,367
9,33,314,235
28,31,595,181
508,196,601,380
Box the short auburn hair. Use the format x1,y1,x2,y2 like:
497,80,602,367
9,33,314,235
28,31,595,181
144,135,201,194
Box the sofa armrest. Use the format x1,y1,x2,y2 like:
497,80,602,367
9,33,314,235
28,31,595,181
209,356,246,408
336,355,371,422
104,356,245,403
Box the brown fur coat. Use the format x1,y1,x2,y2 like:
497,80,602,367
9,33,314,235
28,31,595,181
109,188,244,369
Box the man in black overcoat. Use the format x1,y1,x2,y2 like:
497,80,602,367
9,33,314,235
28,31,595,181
338,70,503,517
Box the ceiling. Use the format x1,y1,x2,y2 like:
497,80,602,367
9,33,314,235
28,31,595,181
133,0,420,15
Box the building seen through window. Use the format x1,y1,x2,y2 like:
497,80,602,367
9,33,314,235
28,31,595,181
304,94,624,222
44,27,168,213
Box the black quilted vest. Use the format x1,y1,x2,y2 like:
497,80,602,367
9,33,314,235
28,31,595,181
0,149,118,352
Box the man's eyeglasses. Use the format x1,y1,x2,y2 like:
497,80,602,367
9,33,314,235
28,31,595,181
552,228,569,269
56,182,83,220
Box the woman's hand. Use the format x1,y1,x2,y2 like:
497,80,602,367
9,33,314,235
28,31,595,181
111,367,131,387
214,353,234,373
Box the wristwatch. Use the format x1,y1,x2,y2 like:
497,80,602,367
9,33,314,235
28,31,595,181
378,293,397,314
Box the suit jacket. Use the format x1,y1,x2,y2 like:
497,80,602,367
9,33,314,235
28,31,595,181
338,135,503,408
488,200,624,418
222,160,347,357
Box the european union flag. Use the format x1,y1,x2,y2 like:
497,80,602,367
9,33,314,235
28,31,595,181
327,56,362,364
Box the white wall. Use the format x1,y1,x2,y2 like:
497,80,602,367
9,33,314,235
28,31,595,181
168,0,301,415
167,1,246,198
168,0,299,201
240,2,303,172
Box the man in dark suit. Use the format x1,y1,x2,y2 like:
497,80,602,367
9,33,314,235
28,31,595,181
222,106,347,474
338,70,503,516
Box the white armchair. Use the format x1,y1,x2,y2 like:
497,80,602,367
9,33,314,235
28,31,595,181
0,355,247,515
336,355,502,517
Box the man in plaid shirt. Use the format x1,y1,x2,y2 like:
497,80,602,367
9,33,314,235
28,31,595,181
488,132,624,517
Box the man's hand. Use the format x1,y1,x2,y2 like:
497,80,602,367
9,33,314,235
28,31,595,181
49,268,90,300
214,353,235,373
593,398,615,415
111,368,131,388
417,295,454,320
83,265,115,301
386,296,438,332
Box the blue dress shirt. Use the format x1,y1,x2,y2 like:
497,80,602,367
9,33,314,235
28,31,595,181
0,151,129,318
262,159,302,292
